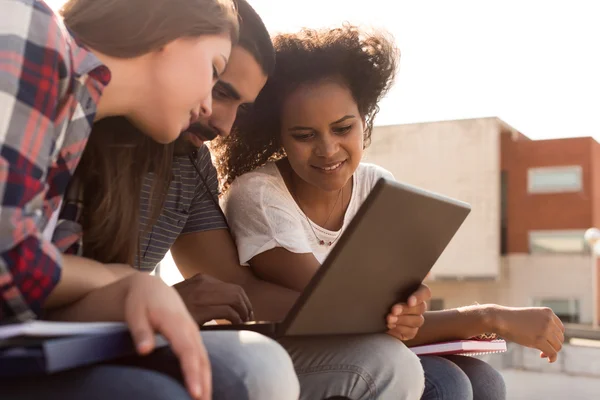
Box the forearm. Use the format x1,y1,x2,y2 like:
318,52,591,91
172,230,304,320
192,257,299,321
45,255,137,309
184,255,299,320
239,273,300,321
45,273,135,322
175,247,298,320
403,304,499,347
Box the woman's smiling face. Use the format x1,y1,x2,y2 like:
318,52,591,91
279,80,364,192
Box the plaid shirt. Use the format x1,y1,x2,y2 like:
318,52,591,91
0,0,110,322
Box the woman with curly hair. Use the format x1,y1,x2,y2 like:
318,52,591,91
218,25,566,400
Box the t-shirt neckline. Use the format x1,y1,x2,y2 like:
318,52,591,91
270,162,357,235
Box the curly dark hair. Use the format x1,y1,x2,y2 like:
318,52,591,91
214,24,399,190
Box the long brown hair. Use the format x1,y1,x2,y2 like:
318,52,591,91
214,25,398,191
63,0,238,265
61,0,239,58
74,118,173,265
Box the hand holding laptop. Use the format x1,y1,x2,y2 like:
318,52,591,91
386,284,431,341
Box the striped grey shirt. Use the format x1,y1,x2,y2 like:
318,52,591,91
137,145,227,270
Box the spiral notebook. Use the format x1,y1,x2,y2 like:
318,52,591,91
410,339,507,356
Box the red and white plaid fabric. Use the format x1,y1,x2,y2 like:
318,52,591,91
0,0,109,322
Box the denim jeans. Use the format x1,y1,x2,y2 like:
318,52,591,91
280,333,425,400
0,330,300,400
280,333,505,400
420,355,506,400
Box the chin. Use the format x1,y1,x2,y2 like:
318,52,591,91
128,118,179,144
152,125,182,144
152,134,177,144
309,175,349,193
306,168,352,192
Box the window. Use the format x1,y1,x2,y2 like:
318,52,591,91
533,298,580,323
429,298,445,311
529,230,588,254
528,166,582,194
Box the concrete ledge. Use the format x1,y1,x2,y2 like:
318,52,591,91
500,343,600,378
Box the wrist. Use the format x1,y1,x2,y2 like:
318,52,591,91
481,304,507,336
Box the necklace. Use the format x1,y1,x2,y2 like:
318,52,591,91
322,188,342,227
291,180,345,247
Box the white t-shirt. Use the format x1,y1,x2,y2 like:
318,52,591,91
222,162,394,265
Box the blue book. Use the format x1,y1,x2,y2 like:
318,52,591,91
0,322,168,377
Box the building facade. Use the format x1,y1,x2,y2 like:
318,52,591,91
368,118,600,325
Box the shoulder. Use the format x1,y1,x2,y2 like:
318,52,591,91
0,0,80,112
227,163,285,199
355,162,395,187
2,0,71,59
223,163,292,214
195,145,213,168
173,145,217,189
176,145,213,170
187,145,218,182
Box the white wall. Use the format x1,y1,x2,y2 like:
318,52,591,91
504,254,594,324
424,254,594,324
366,118,502,278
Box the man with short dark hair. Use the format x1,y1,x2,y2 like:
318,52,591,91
136,0,299,322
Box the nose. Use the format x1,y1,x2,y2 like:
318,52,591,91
200,92,213,118
314,135,339,158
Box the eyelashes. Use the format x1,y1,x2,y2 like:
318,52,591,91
291,125,354,141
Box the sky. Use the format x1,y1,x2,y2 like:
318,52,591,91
47,0,600,141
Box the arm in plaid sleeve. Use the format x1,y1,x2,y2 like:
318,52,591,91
0,0,68,321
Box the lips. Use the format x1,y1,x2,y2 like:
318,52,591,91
312,160,346,172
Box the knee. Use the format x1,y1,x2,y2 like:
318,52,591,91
110,367,192,399
240,331,300,400
80,365,193,400
421,356,473,400
367,334,425,400
473,363,505,400
206,331,299,400
446,356,506,400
